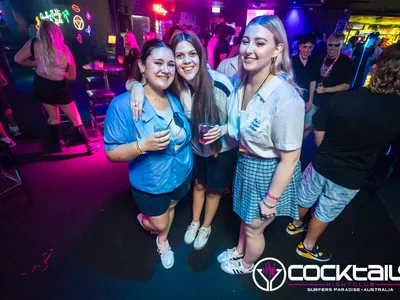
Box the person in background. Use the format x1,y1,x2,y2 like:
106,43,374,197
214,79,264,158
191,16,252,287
291,34,319,139
187,25,193,31
0,38,21,137
312,32,326,57
121,32,140,81
206,24,221,68
288,44,400,262
27,17,38,39
228,28,245,58
342,36,358,58
104,39,193,269
14,21,98,154
217,55,239,79
203,28,213,48
314,32,352,108
144,31,158,42
193,25,204,46
162,25,182,44
352,32,378,88
0,68,15,146
214,25,235,69
219,15,304,275
129,32,238,251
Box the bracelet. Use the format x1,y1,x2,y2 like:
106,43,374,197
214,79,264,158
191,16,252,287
134,142,142,155
266,192,280,201
128,82,143,93
263,199,276,209
137,140,145,153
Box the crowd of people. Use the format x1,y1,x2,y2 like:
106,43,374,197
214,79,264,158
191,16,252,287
5,15,400,274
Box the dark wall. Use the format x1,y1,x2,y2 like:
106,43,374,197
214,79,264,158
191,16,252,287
271,7,350,44
3,0,112,63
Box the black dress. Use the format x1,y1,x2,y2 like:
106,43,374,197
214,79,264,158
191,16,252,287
123,48,140,80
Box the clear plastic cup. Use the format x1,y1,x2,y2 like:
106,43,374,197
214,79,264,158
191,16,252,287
154,124,169,133
198,123,215,144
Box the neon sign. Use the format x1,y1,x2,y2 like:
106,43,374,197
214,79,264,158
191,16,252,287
35,16,40,30
86,12,92,21
76,33,82,44
39,9,64,26
36,9,70,27
85,25,91,36
153,4,168,16
62,10,70,24
72,4,80,13
73,15,85,30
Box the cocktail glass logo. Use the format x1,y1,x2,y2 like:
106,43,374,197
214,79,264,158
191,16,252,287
253,258,287,292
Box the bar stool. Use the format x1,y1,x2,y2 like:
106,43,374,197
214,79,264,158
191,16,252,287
86,88,115,139
86,76,105,90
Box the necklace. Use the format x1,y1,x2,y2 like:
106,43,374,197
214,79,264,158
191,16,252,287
321,55,339,78
241,72,272,110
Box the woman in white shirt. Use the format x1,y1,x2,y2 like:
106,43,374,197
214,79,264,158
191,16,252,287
217,15,305,275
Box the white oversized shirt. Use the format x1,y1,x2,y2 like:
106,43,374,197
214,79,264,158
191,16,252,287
228,75,305,158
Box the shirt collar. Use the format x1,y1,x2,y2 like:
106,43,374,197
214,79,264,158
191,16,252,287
257,76,283,102
141,91,180,123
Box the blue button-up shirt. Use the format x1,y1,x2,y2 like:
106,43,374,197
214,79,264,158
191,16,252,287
104,91,193,194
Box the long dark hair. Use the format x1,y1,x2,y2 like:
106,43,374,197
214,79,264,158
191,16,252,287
136,39,172,82
170,31,222,155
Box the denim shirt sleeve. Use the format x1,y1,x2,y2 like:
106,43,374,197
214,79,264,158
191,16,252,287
104,93,136,152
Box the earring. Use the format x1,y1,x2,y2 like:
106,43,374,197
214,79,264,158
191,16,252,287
271,57,276,62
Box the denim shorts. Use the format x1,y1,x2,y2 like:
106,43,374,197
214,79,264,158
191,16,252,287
297,163,359,222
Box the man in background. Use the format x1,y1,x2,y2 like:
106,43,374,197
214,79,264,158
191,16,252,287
291,34,319,139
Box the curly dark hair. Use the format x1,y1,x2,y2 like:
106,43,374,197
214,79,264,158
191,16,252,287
369,43,400,95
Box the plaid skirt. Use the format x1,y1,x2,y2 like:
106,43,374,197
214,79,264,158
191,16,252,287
233,152,301,224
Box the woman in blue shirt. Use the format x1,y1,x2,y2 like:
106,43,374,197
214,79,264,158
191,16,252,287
104,39,193,270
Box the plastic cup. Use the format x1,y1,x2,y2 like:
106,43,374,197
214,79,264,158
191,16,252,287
98,61,104,69
117,56,124,64
198,123,215,144
154,124,169,133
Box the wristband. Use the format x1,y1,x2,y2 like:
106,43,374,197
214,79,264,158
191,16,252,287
263,199,276,209
134,142,143,155
266,192,280,201
137,140,145,154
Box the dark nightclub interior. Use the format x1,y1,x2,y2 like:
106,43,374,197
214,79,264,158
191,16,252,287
0,0,400,299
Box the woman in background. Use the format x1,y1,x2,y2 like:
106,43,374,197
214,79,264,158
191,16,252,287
14,21,97,154
122,32,140,80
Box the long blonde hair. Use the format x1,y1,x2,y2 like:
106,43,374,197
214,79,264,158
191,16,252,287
239,15,301,94
37,21,70,75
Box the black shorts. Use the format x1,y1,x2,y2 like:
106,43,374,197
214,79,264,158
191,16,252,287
193,147,238,193
132,173,192,217
34,74,73,105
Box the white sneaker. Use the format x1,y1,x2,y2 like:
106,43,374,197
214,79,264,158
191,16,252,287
220,259,254,275
184,221,200,245
193,226,211,250
217,247,244,263
156,236,174,269
8,125,21,137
